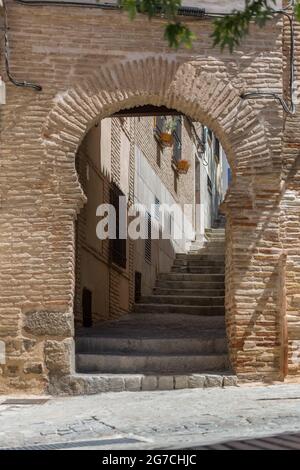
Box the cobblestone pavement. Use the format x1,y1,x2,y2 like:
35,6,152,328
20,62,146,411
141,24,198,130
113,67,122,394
1,383,300,449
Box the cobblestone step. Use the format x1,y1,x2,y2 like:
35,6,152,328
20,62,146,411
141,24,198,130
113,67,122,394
76,352,230,374
77,313,226,331
62,372,237,394
140,295,225,306
156,280,225,289
174,258,224,266
76,333,227,355
153,288,225,296
171,266,225,274
176,252,224,258
189,247,225,254
133,304,225,315
158,273,225,281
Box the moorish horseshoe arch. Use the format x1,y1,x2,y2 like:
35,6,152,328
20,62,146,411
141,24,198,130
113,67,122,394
30,56,280,393
43,56,271,215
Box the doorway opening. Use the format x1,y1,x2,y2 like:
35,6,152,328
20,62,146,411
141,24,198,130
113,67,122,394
74,105,232,384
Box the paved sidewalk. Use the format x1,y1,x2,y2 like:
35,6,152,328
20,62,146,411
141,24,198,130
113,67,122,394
1,383,300,449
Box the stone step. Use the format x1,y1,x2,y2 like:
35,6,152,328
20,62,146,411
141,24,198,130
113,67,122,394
159,273,224,281
191,243,225,249
205,232,225,241
205,237,225,241
189,250,225,256
189,246,225,253
204,232,225,242
206,228,225,232
205,233,225,238
140,295,224,306
174,259,224,267
176,253,224,261
171,266,225,274
133,304,225,315
153,288,225,297
76,352,230,374
78,313,226,332
206,230,225,234
64,372,237,393
156,280,225,289
76,333,228,355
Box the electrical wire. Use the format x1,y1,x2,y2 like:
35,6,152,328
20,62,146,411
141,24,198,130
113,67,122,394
5,0,297,112
240,9,296,115
205,2,296,115
3,0,42,91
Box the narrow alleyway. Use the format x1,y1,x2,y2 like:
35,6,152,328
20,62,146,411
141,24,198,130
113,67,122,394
76,225,234,388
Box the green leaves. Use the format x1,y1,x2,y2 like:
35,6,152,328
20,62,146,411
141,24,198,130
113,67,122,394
212,0,276,52
295,1,300,22
120,0,193,49
121,0,289,52
164,22,195,49
121,0,138,20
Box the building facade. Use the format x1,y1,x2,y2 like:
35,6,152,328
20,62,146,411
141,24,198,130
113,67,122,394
74,115,228,329
1,0,300,393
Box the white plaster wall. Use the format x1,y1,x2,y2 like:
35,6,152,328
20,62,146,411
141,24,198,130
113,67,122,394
134,146,195,294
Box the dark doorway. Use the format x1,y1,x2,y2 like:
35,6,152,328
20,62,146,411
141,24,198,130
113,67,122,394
82,288,93,327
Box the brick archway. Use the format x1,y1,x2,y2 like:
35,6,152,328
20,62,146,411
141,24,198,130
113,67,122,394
40,56,280,392
0,55,284,395
43,56,271,214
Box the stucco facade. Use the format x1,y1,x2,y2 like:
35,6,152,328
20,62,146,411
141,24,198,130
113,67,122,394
74,115,197,324
0,1,300,393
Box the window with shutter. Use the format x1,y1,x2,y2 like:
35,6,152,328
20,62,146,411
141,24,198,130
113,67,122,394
173,117,182,162
109,183,127,269
145,212,152,264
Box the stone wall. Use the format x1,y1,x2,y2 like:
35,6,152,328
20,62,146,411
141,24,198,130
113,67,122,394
0,0,299,393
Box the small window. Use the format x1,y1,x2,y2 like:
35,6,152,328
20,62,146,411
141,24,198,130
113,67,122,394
145,212,152,263
214,138,220,163
82,288,92,328
173,117,182,162
110,183,127,269
155,116,166,134
154,197,160,221
169,213,174,238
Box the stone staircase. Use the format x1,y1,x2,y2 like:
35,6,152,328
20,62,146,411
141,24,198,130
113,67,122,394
75,226,237,392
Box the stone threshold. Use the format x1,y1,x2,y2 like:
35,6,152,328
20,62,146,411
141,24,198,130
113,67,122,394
48,372,238,396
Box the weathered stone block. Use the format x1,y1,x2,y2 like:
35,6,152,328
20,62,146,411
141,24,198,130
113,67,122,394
23,338,37,352
141,376,158,391
44,339,74,377
223,375,238,387
157,376,174,390
124,376,142,392
188,374,206,389
24,312,73,337
24,363,43,375
107,376,125,392
174,376,188,390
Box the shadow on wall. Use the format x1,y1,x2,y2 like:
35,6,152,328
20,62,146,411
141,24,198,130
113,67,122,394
226,153,300,380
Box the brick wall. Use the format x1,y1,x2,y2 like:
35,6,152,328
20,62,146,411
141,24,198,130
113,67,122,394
0,0,298,393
